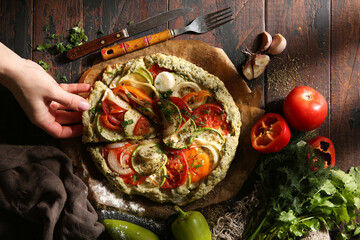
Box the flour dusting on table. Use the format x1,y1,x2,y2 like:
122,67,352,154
89,180,145,214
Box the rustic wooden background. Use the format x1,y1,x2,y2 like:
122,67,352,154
0,0,359,238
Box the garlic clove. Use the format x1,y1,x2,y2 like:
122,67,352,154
242,58,254,80
268,33,287,55
253,65,267,78
254,54,270,67
257,31,272,53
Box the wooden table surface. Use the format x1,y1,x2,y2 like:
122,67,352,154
1,0,359,238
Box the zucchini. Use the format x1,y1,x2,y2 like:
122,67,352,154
193,127,225,151
123,109,145,140
95,113,125,141
157,100,182,136
135,67,153,84
110,72,152,95
163,118,197,149
131,144,167,176
171,82,201,98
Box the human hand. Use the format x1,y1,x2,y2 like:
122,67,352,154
0,43,91,138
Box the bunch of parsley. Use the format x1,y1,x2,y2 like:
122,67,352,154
243,134,360,240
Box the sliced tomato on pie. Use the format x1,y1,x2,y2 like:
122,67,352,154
169,97,192,121
148,64,171,79
133,116,153,136
161,152,188,189
121,174,147,186
102,98,126,114
183,146,211,183
100,113,122,130
191,103,230,135
182,90,212,110
107,112,125,126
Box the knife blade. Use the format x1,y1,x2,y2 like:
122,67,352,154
66,7,192,60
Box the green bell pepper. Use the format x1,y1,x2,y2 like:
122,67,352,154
171,206,212,240
103,219,160,240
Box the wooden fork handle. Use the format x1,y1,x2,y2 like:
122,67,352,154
101,29,173,61
66,29,128,60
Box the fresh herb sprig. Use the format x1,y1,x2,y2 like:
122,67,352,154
37,60,50,72
243,134,360,240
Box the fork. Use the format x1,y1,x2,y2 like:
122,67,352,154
102,8,233,60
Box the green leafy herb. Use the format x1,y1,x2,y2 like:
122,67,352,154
37,60,50,72
61,75,68,82
55,42,67,53
69,21,88,47
36,43,51,52
159,89,173,99
128,20,134,25
243,134,360,240
194,163,202,169
121,119,134,128
48,33,60,39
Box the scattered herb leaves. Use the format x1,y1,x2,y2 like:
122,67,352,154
121,119,134,128
61,75,68,83
37,60,50,72
36,43,51,52
69,21,88,47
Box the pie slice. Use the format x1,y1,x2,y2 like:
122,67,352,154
82,81,157,143
82,53,241,205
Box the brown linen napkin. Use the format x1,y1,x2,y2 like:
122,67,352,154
0,144,104,240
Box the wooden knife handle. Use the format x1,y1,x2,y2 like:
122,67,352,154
101,29,173,61
66,29,128,60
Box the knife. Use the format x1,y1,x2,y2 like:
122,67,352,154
66,8,192,60
101,8,233,61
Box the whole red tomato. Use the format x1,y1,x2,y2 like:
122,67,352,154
251,113,291,153
283,86,328,131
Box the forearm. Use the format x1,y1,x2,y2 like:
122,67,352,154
0,42,25,90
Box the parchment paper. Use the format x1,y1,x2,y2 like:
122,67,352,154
62,40,264,219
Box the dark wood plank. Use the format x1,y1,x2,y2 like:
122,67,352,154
82,0,168,71
169,0,266,106
33,0,84,83
265,0,331,134
0,0,33,59
330,0,360,171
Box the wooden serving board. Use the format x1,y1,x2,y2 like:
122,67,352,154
62,40,264,219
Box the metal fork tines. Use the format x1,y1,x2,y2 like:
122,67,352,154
173,7,233,36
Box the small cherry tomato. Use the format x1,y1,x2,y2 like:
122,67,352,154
283,86,328,131
251,113,291,153
307,136,335,168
